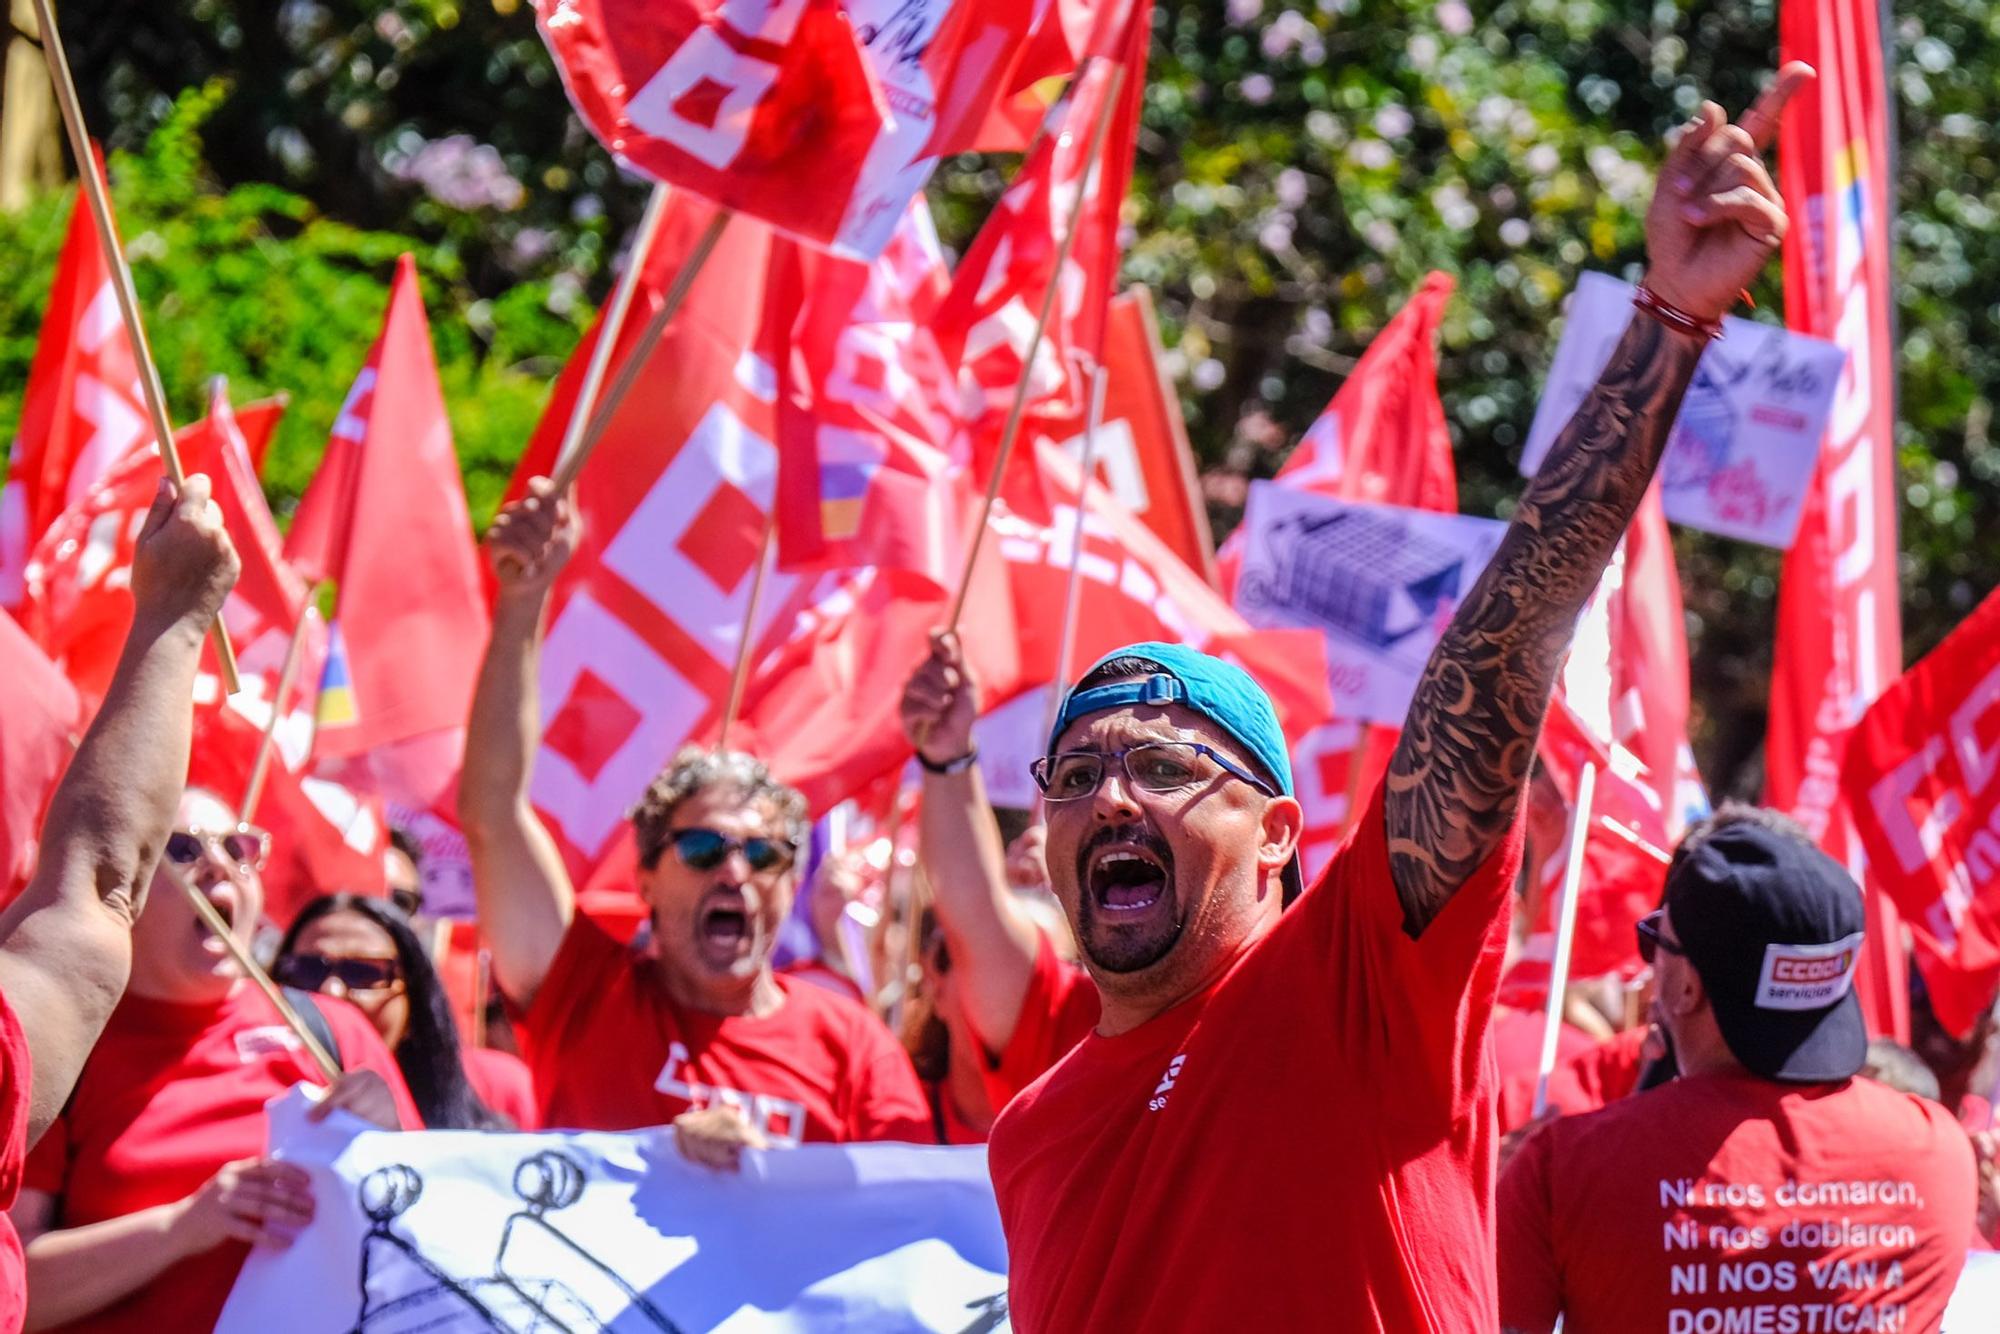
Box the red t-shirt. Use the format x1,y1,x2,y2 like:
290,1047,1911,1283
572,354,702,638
462,1045,538,1130
1497,1024,1651,1132
971,931,1099,1116
0,987,33,1334
522,914,931,1142
1499,1071,1976,1333
778,958,866,1006
988,778,1526,1333
22,985,418,1334
1489,1003,1594,1090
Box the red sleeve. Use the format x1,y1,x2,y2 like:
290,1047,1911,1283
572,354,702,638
519,912,629,1054
464,1048,540,1131
0,993,28,1209
1298,775,1525,1104
1496,1119,1563,1333
843,1008,934,1144
974,932,1098,1113
322,998,425,1130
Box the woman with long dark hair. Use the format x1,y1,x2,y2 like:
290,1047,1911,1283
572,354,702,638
275,894,530,1131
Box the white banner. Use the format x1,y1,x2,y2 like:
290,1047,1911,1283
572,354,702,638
1233,483,1507,725
220,1092,1010,1333
1521,272,1845,549
1944,1251,2000,1330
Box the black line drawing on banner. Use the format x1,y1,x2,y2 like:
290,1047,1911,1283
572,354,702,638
346,1153,683,1333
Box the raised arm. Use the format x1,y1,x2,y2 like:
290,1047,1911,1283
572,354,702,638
0,476,238,1143
458,478,581,1006
1385,68,1811,936
899,633,1045,1053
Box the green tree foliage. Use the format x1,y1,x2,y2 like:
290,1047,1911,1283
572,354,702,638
13,0,1999,796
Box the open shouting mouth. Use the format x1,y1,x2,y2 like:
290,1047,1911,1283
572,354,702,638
694,889,755,962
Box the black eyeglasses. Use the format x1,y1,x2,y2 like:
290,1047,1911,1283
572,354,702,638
656,827,797,874
273,953,402,994
1031,742,1277,803
1636,910,1685,965
166,825,271,873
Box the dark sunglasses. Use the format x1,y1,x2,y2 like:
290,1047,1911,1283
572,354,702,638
166,825,271,872
656,827,796,874
273,953,402,993
1635,910,1686,965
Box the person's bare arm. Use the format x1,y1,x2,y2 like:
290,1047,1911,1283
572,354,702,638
1385,68,1811,936
0,477,238,1144
899,633,1044,1051
458,478,581,1007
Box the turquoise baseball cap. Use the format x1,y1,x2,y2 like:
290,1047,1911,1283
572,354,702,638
1046,641,1304,903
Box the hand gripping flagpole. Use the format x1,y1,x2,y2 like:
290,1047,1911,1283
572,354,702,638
550,202,730,495
942,61,1127,637
30,0,240,692
1531,760,1598,1119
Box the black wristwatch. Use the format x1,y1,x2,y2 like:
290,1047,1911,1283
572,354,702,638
918,748,979,776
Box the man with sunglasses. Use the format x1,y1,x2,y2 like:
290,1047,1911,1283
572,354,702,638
1498,808,1975,1332
460,480,931,1156
979,70,1815,1334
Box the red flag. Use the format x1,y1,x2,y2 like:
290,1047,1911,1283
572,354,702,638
934,3,1149,519
1056,287,1215,580
498,196,829,884
25,384,307,708
1772,0,1906,1038
536,1,1030,257
237,396,289,475
0,609,80,896
1841,586,2000,1036
771,201,971,587
1609,489,1699,833
288,257,488,814
0,191,150,610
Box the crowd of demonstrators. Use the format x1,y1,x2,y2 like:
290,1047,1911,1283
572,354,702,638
14,786,418,1333
458,477,932,1159
275,894,532,1130
1498,809,1977,1333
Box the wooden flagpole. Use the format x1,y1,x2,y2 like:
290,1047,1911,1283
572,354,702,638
715,517,777,753
550,183,672,485
550,206,730,495
161,862,342,1082
1041,365,1110,741
942,63,1127,636
1531,761,1598,1119
239,600,318,824
30,0,240,691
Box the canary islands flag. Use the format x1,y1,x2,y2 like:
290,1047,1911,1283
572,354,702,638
817,431,885,542
317,621,358,728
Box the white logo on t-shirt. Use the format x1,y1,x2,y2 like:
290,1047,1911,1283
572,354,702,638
655,1041,808,1146
233,1025,303,1063
1148,1054,1187,1113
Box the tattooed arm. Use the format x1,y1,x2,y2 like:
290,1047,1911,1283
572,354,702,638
1384,66,1813,935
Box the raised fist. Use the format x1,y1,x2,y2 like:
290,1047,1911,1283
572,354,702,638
1641,63,1814,324
486,476,580,595
130,474,240,635
899,631,979,769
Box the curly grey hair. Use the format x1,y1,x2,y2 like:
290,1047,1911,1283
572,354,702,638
627,747,809,870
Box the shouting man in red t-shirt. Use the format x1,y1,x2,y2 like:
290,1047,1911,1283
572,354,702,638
1498,808,1976,1332
982,69,1815,1333
459,483,931,1152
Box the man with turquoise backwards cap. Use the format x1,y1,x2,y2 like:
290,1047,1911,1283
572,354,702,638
904,63,1812,1334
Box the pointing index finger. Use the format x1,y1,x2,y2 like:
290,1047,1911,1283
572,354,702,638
1737,62,1815,152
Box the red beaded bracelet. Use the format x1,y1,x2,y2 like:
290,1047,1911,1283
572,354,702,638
1632,284,1725,342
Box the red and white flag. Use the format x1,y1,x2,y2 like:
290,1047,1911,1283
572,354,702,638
536,0,1033,258
0,191,150,611
933,2,1149,519
771,200,971,588
1842,585,2000,1036
0,609,80,897
286,256,489,815
1059,287,1215,581
1770,0,1906,1037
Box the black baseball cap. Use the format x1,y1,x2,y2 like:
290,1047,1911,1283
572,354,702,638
1665,819,1868,1084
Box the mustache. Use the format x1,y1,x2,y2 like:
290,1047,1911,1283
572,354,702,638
1075,822,1174,882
